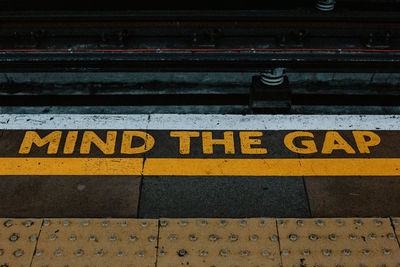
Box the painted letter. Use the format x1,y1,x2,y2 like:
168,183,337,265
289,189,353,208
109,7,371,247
322,131,355,154
121,131,155,154
284,131,317,154
170,131,200,154
80,131,117,154
239,131,267,154
19,131,62,154
352,131,381,153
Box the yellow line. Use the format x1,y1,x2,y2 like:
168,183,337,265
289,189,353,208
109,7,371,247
143,158,400,176
0,157,399,176
0,158,144,175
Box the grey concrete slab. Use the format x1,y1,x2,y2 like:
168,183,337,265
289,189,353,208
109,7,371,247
0,175,141,218
138,176,310,218
306,176,400,217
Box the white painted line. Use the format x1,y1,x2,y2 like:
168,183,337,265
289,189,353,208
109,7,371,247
0,114,398,130
0,114,149,130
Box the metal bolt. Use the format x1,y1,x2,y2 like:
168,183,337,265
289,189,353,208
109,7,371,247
209,234,217,241
250,234,258,241
102,221,109,227
82,220,89,226
121,221,127,227
259,220,265,226
117,251,123,257
149,235,156,242
63,220,70,226
329,233,336,241
14,250,23,257
50,234,56,240
316,219,324,226
375,220,382,226
35,250,41,256
4,220,12,227
355,219,362,226
322,249,331,256
240,220,247,226
309,234,318,241
70,234,76,241
343,249,351,256
169,234,176,241
56,249,62,256
296,220,304,226
316,0,335,11
289,234,297,241
138,251,145,257
97,250,103,256
219,249,228,256
109,234,116,241
159,250,165,256
336,219,343,225
89,235,96,241
200,250,207,256
303,249,310,255
75,249,83,257
278,220,284,226
349,234,356,240
24,220,33,227
200,220,207,226
189,234,197,241
180,220,187,226
141,221,148,227
241,250,249,256
220,220,227,226
30,235,37,241
160,220,167,227
384,249,391,255
178,249,187,257
43,220,50,227
262,250,269,256
9,233,18,242
130,235,137,241
363,249,371,255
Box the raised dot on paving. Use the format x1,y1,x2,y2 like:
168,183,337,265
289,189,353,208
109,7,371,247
157,218,280,267
277,218,400,267
0,218,42,267
31,219,158,267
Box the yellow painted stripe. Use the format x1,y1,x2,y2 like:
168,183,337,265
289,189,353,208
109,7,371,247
0,158,144,175
0,157,399,176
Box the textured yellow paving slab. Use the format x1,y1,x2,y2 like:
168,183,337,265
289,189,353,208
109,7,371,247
2,218,400,267
31,219,158,267
277,218,400,267
157,218,280,267
393,218,400,237
0,218,42,267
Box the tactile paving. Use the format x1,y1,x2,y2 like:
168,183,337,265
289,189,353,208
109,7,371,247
157,218,280,267
0,218,42,267
394,217,400,240
31,219,158,267
277,218,400,267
